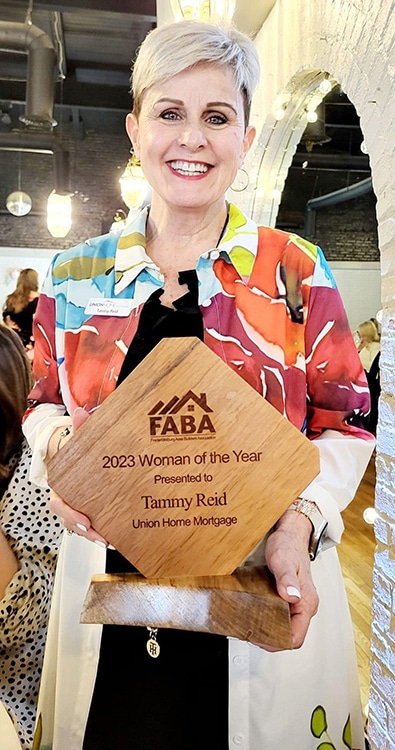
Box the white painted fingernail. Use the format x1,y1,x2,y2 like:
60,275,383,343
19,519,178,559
108,544,116,550
286,586,301,599
94,540,107,549
76,523,88,532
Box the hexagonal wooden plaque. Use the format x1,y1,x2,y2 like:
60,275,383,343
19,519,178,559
48,337,319,579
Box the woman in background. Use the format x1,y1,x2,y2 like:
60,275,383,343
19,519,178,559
356,319,380,373
0,325,62,749
2,269,39,356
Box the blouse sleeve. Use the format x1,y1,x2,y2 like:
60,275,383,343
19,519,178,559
0,442,63,648
0,555,58,649
303,248,375,545
22,258,72,487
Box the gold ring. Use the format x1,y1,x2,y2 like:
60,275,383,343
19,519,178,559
66,529,74,535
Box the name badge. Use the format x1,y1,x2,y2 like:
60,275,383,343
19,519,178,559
84,298,133,317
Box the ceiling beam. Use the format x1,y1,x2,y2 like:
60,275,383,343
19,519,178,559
32,0,156,16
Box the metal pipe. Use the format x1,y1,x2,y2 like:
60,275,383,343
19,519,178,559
0,21,57,127
304,177,372,237
0,132,70,193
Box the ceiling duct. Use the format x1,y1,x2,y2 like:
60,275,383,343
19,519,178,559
304,177,372,237
0,132,70,194
0,21,57,128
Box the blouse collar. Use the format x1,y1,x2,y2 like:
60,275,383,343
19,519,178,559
113,203,259,296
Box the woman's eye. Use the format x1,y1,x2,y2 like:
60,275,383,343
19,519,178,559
160,110,180,120
207,114,227,125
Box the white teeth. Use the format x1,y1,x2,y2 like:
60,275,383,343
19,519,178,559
169,160,209,175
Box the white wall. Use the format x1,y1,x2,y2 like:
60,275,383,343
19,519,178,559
330,262,381,333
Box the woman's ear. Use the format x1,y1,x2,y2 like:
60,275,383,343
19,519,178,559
240,125,256,164
125,113,140,159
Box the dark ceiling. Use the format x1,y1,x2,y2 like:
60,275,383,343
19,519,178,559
0,0,372,228
0,0,156,136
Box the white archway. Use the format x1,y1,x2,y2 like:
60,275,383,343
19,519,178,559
241,3,394,748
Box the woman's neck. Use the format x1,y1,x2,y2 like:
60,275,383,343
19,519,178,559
146,199,228,269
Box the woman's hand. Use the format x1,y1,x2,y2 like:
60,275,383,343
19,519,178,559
47,408,110,547
49,489,109,548
260,509,319,650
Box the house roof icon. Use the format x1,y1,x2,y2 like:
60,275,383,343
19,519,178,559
148,390,213,416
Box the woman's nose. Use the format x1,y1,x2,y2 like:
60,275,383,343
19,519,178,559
177,122,207,150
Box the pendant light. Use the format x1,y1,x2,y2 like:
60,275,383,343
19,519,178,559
119,153,149,210
47,190,72,238
6,151,32,217
170,0,236,21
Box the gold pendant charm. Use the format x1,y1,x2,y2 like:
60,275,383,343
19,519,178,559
146,627,160,658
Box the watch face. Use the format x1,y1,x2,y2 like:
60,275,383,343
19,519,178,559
309,517,328,560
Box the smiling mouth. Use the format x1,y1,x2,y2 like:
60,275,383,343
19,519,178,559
168,160,210,176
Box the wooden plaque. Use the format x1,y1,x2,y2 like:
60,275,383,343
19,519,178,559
48,337,319,578
80,567,292,649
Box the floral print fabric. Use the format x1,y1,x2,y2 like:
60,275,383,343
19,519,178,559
27,203,371,445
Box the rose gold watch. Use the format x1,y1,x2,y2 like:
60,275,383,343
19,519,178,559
288,498,328,561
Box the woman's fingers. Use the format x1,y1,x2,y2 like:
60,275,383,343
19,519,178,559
264,520,319,649
49,488,109,547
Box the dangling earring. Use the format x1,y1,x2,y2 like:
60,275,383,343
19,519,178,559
230,167,249,192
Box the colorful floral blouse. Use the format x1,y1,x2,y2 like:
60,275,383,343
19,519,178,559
26,203,371,447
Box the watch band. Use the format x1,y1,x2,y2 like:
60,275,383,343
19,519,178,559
288,498,328,561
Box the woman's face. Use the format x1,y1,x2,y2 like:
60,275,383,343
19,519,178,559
126,63,255,213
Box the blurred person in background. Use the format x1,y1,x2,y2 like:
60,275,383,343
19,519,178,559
356,319,380,374
2,269,40,359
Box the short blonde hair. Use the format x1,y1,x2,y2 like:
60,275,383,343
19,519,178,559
131,19,260,126
358,320,380,343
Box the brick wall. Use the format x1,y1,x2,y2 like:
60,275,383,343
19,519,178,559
0,130,130,250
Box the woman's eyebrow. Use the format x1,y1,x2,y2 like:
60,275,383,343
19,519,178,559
153,97,183,106
206,101,238,115
153,97,237,115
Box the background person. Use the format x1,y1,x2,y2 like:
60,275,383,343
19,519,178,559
0,324,62,749
24,20,374,750
356,318,380,373
2,269,40,358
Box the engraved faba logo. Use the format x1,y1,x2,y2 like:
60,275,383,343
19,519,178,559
148,390,215,438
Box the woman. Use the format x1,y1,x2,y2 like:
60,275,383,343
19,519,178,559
24,20,374,750
356,319,380,373
2,268,39,355
0,325,62,749
356,320,381,434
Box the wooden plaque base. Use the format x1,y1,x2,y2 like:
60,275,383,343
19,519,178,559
80,565,292,649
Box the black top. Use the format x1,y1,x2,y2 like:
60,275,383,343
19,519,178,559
2,297,38,347
83,272,228,750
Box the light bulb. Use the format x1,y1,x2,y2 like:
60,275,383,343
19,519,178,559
319,78,332,95
171,0,235,20
6,190,32,216
274,107,286,121
47,191,72,238
363,507,377,525
306,110,318,123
